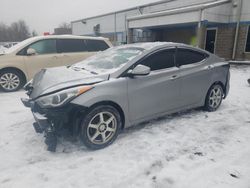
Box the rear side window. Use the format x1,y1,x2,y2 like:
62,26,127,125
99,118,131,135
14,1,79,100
28,39,56,55
140,49,176,71
177,48,207,66
85,39,109,52
57,39,87,53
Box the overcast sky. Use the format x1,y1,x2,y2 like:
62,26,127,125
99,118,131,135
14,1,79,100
0,0,159,34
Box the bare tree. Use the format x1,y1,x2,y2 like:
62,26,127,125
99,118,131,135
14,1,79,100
54,22,72,35
0,23,9,42
32,30,38,37
0,20,31,42
59,22,71,29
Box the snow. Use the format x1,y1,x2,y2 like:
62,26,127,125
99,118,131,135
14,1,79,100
0,66,250,188
0,45,7,54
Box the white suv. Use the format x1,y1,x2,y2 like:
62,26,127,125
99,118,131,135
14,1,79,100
0,35,112,92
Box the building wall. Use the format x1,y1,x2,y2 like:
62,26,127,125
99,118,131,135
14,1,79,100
71,0,250,60
72,0,242,37
215,25,235,60
235,24,250,60
212,24,250,61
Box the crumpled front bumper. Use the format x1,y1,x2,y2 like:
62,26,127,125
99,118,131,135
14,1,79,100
21,98,87,152
21,98,57,151
21,98,49,133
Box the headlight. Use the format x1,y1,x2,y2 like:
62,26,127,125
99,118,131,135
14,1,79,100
36,85,93,108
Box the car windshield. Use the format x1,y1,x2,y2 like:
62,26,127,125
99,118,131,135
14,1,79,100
72,47,144,74
4,37,35,54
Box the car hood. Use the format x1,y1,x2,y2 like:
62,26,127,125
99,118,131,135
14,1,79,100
28,66,109,99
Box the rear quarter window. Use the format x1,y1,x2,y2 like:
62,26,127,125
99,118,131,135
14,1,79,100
177,48,208,66
57,39,87,53
85,39,110,52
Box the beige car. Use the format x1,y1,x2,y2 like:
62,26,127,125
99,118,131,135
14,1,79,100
0,35,112,92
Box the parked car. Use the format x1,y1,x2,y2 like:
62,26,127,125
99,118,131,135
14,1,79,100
0,35,112,92
22,42,230,151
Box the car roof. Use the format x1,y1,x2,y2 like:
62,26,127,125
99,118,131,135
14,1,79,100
115,42,191,51
116,42,211,56
29,35,109,41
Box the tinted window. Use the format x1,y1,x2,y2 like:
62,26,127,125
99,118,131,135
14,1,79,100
85,39,109,51
245,26,250,52
177,49,207,66
57,39,87,53
140,49,176,71
28,39,56,54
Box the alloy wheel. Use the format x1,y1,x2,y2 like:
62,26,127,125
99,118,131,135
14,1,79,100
0,73,20,91
87,112,117,145
208,85,223,109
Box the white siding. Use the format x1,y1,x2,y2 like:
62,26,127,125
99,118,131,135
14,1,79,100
72,0,250,36
128,11,201,28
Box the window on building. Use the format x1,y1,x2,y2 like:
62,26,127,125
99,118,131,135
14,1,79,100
28,39,57,55
57,39,87,53
140,49,176,71
245,26,250,52
176,48,207,66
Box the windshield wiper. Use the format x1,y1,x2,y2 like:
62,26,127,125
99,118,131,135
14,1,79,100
81,67,98,75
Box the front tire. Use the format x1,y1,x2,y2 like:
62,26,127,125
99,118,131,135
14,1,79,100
0,69,25,92
204,84,223,112
80,105,122,150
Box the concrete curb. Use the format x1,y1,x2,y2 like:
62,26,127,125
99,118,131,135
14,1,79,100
229,61,250,65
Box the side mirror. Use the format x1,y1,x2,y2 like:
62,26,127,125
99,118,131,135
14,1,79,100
127,65,151,77
27,48,36,56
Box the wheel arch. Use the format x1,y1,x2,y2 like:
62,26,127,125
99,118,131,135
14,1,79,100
211,81,226,95
86,101,126,130
0,67,27,83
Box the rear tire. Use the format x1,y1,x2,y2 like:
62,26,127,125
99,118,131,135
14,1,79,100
204,84,223,112
80,105,122,150
0,69,25,92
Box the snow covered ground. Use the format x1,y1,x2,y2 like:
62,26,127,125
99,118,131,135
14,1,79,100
0,66,250,188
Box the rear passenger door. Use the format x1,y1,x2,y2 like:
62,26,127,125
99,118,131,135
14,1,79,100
57,39,110,66
57,39,94,66
177,48,211,107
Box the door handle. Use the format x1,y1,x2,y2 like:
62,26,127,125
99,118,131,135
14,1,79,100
171,75,178,80
207,65,214,70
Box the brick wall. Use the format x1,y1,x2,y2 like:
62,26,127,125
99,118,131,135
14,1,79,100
215,25,235,60
235,25,250,60
215,24,250,61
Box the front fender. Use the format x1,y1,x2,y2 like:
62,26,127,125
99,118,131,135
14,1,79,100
70,78,131,128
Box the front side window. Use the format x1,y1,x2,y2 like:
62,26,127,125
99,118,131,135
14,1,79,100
176,48,207,66
245,26,250,52
28,39,56,55
140,49,176,71
57,39,87,53
85,39,109,52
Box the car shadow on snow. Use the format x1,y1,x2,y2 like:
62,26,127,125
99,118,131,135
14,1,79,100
123,107,203,133
57,107,205,153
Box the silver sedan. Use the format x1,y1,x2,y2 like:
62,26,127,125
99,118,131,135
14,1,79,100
22,42,230,151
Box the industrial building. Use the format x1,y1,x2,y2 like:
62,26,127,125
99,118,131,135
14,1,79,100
71,0,250,61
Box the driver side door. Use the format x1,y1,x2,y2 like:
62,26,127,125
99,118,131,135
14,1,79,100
127,48,181,123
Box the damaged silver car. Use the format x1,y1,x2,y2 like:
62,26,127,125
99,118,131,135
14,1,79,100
22,42,230,151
